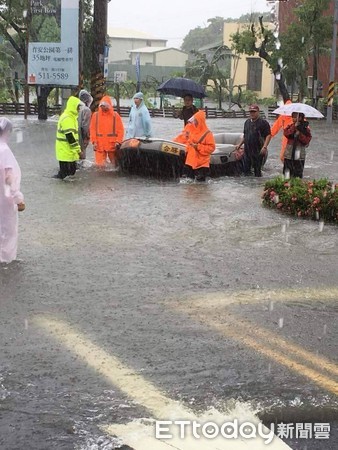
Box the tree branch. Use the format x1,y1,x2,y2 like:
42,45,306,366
0,27,25,61
0,13,26,62
0,12,25,36
250,23,259,53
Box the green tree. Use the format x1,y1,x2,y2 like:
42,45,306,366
0,0,56,118
185,45,231,109
181,17,224,56
230,17,290,102
279,24,308,100
292,0,331,105
181,14,271,55
180,12,271,108
230,0,332,103
0,41,14,101
0,0,29,103
31,15,61,42
225,12,271,23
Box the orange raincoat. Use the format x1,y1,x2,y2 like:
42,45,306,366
174,110,215,169
271,100,293,162
90,96,124,165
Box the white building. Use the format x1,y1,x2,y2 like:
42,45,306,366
128,47,188,68
107,28,167,64
107,28,188,83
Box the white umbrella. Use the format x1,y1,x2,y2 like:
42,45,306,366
272,102,324,118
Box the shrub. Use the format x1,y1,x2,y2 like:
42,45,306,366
260,97,278,107
262,176,338,223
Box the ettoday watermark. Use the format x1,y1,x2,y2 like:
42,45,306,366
155,419,331,445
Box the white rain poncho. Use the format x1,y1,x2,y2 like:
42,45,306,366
0,117,24,263
126,92,153,139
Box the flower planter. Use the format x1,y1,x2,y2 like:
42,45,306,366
262,176,338,224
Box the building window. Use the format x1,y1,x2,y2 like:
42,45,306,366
146,40,151,47
247,58,263,91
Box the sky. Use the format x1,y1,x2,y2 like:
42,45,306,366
108,0,272,48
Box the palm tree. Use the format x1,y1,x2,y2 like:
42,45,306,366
185,45,231,109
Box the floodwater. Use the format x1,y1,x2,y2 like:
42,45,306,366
0,116,337,450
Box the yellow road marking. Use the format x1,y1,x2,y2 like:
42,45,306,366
179,299,338,377
34,315,194,420
178,287,338,308
34,316,291,449
207,319,338,396
227,314,338,377
172,292,338,396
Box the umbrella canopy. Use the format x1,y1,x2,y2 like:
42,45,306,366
157,77,207,99
272,103,324,118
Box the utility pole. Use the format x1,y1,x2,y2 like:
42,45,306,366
78,0,84,91
91,0,108,110
327,0,338,124
23,4,30,120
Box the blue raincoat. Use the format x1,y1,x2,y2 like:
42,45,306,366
126,93,153,139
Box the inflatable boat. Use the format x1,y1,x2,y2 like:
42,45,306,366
116,133,245,178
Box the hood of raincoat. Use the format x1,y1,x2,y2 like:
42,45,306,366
79,89,93,107
98,96,114,117
0,117,13,143
64,96,81,117
190,110,208,134
133,92,144,100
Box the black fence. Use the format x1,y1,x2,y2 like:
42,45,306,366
0,103,62,116
0,102,269,120
104,106,267,120
2,102,334,120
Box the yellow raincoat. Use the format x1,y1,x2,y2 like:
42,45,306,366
55,96,81,162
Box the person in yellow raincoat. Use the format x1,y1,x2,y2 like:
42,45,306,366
54,95,81,179
271,99,293,162
174,110,215,181
90,96,124,167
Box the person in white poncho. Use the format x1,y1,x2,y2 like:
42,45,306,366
126,92,153,139
78,89,93,159
0,117,25,264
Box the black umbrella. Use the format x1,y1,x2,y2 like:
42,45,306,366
157,77,207,99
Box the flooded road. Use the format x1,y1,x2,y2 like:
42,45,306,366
0,116,337,450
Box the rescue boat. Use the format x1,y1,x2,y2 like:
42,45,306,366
116,133,245,178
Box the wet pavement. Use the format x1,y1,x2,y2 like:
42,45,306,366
0,115,337,450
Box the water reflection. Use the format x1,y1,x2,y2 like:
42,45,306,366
180,182,214,203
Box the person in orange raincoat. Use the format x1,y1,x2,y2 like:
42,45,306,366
174,110,215,181
90,96,124,167
271,99,293,162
